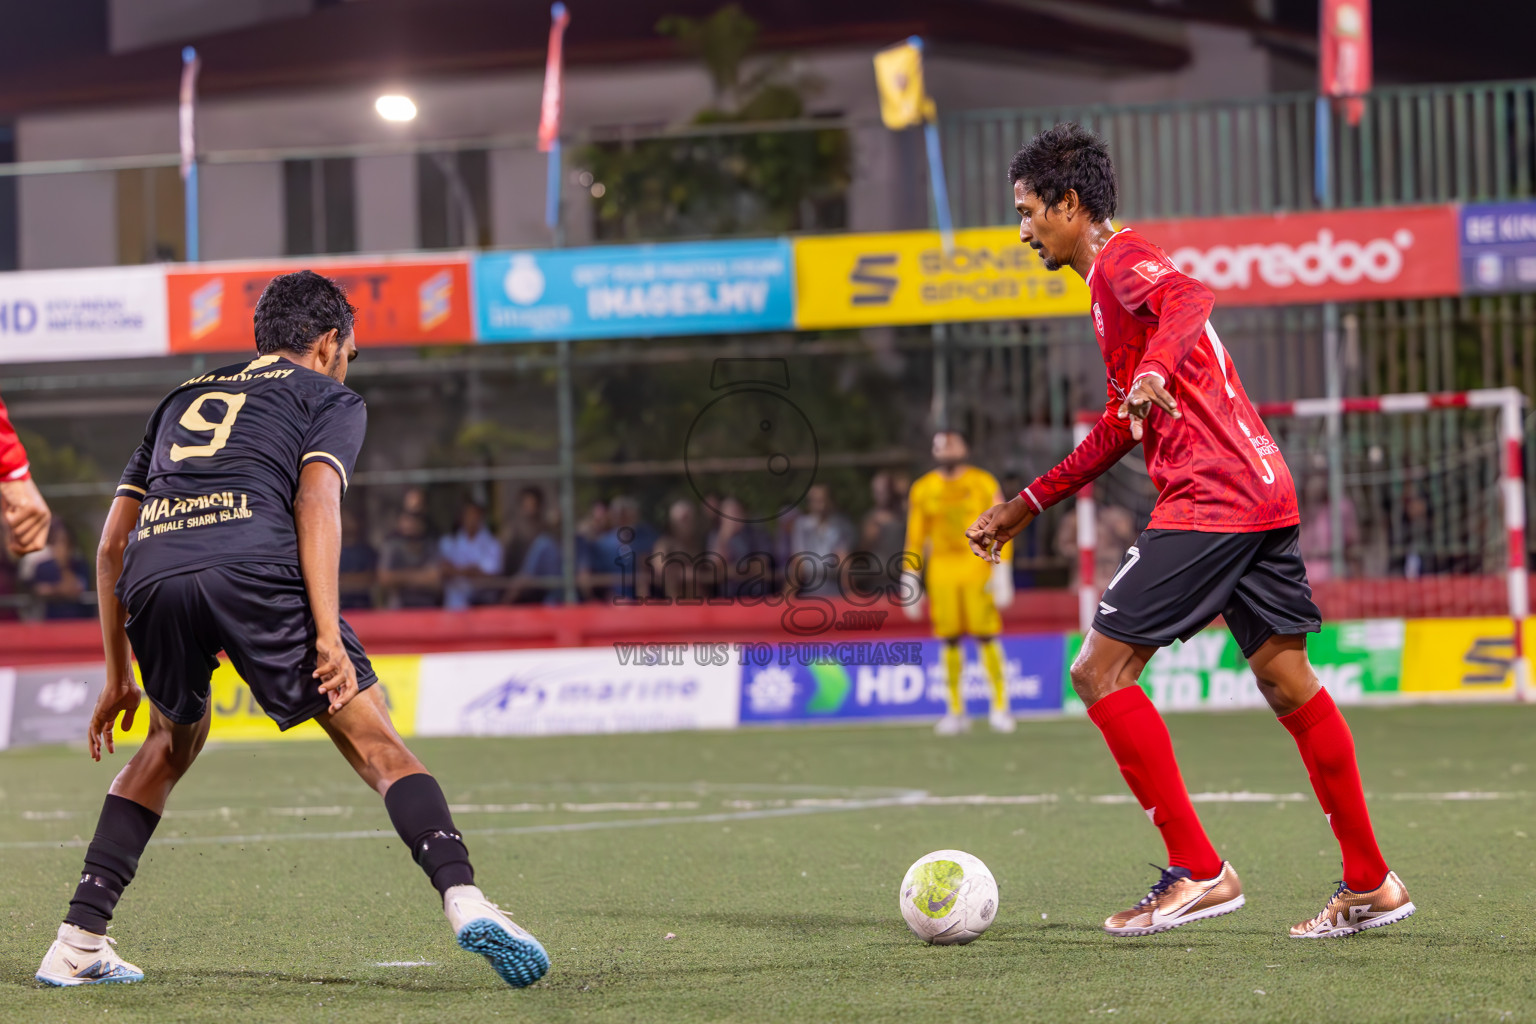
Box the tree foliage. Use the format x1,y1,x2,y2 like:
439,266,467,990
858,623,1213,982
579,4,850,241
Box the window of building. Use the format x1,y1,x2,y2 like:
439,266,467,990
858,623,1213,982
417,149,490,249
283,157,357,256
115,166,184,264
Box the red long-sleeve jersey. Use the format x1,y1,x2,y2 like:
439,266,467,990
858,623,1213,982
1022,228,1298,532
0,393,30,482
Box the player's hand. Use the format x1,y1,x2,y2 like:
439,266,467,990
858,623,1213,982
966,496,1035,564
87,679,142,762
1117,373,1181,441
0,476,52,557
314,633,359,714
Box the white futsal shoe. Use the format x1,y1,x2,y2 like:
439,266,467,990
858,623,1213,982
444,884,550,988
934,713,969,736
36,923,143,986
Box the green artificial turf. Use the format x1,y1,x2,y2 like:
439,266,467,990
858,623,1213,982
2,704,1533,1023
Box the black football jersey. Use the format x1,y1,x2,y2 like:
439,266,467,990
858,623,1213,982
115,354,366,596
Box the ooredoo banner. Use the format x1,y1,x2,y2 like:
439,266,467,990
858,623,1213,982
0,266,168,364
166,256,473,353
1138,205,1460,306
414,647,741,736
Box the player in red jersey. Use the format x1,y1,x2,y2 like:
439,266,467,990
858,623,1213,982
966,124,1414,939
0,392,53,556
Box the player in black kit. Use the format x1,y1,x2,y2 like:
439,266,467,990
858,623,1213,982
36,271,549,990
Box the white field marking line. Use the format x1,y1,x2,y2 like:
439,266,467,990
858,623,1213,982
374,961,434,967
4,789,1527,851
0,792,930,850
448,798,703,810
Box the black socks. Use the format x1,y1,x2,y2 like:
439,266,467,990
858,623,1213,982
64,795,162,935
384,773,474,896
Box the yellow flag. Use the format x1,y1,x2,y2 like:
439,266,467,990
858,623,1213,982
873,38,936,130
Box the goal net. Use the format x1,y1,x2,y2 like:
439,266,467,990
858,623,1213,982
1071,388,1529,693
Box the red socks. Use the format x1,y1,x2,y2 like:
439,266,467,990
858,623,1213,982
1279,687,1390,892
1087,685,1223,879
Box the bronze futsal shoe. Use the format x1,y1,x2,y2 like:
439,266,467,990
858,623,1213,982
1290,871,1415,938
1103,862,1245,936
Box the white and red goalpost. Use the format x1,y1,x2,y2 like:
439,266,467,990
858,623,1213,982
1071,387,1530,701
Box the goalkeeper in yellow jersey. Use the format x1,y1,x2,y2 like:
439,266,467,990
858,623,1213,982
903,430,1016,735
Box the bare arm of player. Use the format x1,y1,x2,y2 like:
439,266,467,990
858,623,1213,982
966,495,1036,564
89,496,143,761
0,477,52,557
295,461,359,714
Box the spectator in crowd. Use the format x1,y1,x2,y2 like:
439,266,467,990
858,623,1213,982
1299,471,1359,583
592,495,657,600
507,509,564,605
1054,502,1138,591
338,507,378,611
576,499,611,599
501,486,547,586
0,547,18,621
31,520,94,620
649,499,715,601
708,495,774,598
788,483,852,597
401,485,437,535
378,509,441,609
860,470,906,568
440,499,503,611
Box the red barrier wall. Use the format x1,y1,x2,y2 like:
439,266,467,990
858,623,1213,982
0,591,1079,666
0,579,1511,667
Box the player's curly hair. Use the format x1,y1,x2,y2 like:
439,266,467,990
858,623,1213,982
1008,123,1118,221
252,270,357,356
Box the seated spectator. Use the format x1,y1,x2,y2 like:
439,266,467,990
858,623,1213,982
576,499,611,600
708,495,774,598
378,510,441,609
592,495,657,600
440,500,503,611
0,546,22,621
31,521,94,620
339,507,378,611
650,499,718,601
508,509,565,605
858,471,906,593
501,486,546,585
1054,502,1137,591
787,483,852,597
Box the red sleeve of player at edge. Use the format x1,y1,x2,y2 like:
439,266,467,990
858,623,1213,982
1020,389,1139,514
0,393,31,482
1100,233,1215,387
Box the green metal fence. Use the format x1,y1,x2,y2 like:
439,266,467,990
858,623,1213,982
943,79,1536,225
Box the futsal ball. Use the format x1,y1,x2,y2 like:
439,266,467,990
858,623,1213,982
899,849,998,944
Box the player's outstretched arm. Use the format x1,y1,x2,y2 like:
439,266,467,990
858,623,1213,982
295,462,359,714
89,496,143,761
966,495,1036,564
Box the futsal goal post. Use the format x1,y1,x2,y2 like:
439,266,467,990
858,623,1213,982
1071,386,1530,701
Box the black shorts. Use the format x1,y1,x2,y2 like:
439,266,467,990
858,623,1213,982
1092,525,1322,658
124,563,377,730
